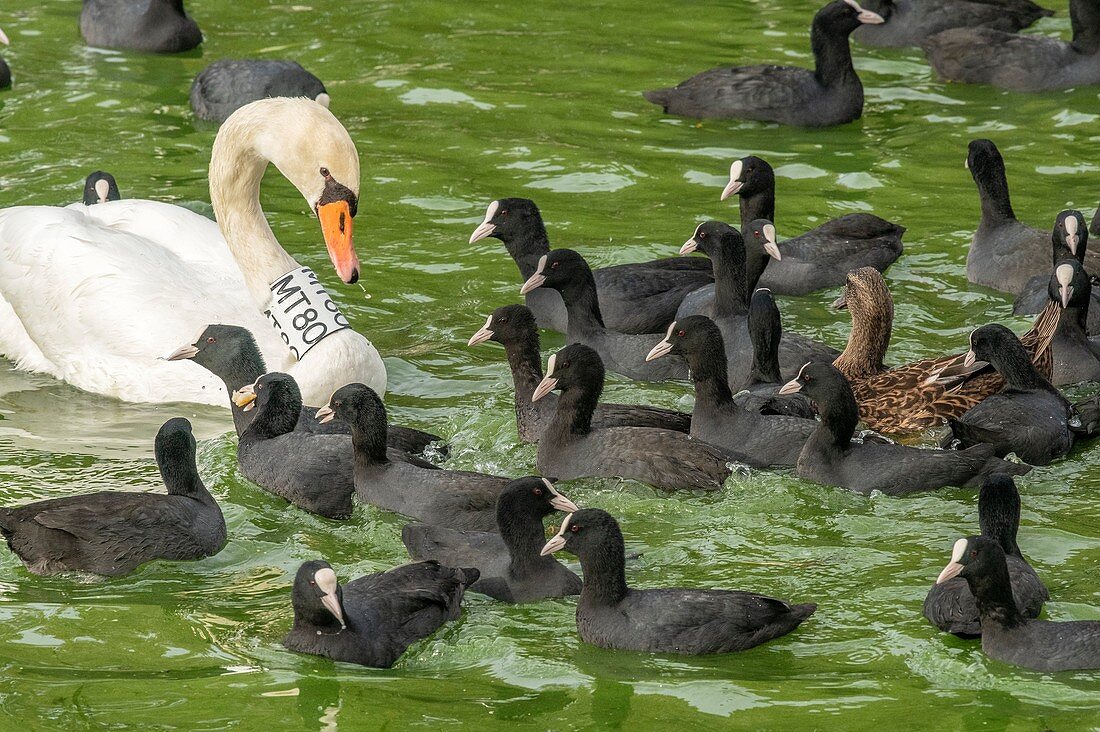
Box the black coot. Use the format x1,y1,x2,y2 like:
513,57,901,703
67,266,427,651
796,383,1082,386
1046,259,1100,385
541,509,817,654
645,315,817,467
531,344,743,491
80,0,202,53
1013,210,1100,333
935,535,1100,671
520,249,690,382
0,418,225,576
191,60,329,122
737,288,818,418
1,28,12,90
943,324,1073,465
469,198,711,334
854,0,1051,48
715,156,904,294
83,171,121,205
675,218,782,320
923,475,1048,637
232,373,356,519
677,221,837,386
283,559,478,668
319,384,510,531
167,324,444,456
779,362,1031,494
923,0,1100,92
467,304,691,443
402,477,582,603
644,0,885,126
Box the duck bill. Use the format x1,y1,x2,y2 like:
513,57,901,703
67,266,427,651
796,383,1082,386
831,292,848,310
679,238,698,256
531,375,558,402
777,378,803,395
519,272,546,295
467,315,494,347
164,343,199,361
318,200,359,284
231,385,257,411
315,404,335,423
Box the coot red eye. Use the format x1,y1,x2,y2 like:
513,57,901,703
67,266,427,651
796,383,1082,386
533,487,543,496
570,524,580,533
551,261,560,269
319,167,330,177
206,337,216,344
677,330,685,337
500,209,509,216
699,232,707,239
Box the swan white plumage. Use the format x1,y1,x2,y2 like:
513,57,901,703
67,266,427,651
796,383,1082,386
0,97,386,406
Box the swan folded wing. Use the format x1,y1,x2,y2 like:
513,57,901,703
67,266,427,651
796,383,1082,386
0,206,289,402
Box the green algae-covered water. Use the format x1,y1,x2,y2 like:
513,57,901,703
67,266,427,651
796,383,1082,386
1,1,1098,728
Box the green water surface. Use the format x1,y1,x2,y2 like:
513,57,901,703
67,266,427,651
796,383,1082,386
0,0,1098,729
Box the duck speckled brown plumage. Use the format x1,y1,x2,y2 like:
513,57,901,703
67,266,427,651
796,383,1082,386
832,267,1058,433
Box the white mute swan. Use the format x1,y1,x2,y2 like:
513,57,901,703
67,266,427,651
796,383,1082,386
0,97,386,406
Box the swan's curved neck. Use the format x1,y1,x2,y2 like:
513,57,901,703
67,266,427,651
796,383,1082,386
209,134,299,305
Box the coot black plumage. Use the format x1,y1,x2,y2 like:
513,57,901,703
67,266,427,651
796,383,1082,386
82,171,121,205
541,509,817,654
283,559,477,668
965,142,1100,294
737,288,818,418
1046,260,1100,385
645,315,817,467
0,418,225,576
645,0,884,126
923,0,1100,92
715,156,904,294
467,304,691,443
943,324,1073,465
80,0,202,53
167,324,444,456
531,344,743,491
936,535,1100,671
675,218,782,320
855,0,1051,47
402,477,582,603
520,249,690,382
677,221,838,386
923,475,1048,637
318,383,509,531
1013,210,1100,332
191,60,329,123
231,373,356,519
779,362,1031,494
1,28,11,90
469,198,712,334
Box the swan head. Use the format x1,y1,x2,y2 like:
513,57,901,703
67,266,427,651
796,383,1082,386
215,98,363,284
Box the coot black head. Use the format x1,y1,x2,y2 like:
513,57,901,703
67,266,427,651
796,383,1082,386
966,323,1025,369
468,197,543,244
232,372,301,437
744,219,782,260
291,559,346,631
167,324,264,384
1048,258,1090,310
319,382,386,430
540,508,623,560
83,171,120,205
497,476,579,529
978,475,1023,557
519,248,591,294
936,535,1015,603
1052,209,1088,260
646,315,722,361
467,304,539,349
154,417,202,494
532,343,605,402
816,0,885,34
721,156,774,201
780,361,858,443
679,221,744,261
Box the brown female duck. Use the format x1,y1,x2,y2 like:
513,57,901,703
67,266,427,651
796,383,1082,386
832,267,1058,433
